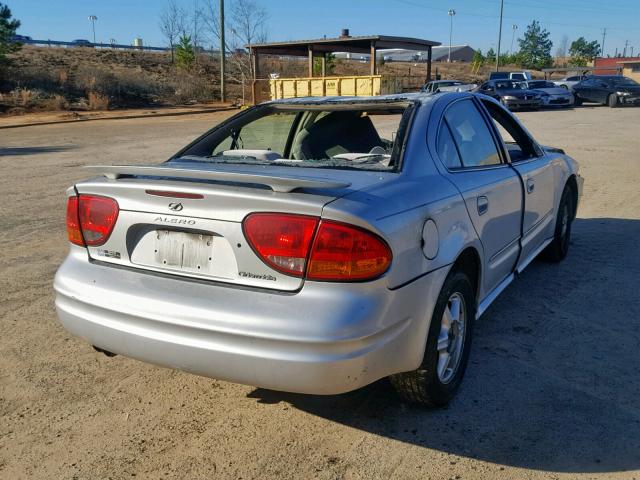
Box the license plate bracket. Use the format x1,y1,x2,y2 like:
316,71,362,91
155,230,213,271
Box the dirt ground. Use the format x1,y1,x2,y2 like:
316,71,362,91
1,105,639,480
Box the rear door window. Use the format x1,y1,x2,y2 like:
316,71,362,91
444,100,502,168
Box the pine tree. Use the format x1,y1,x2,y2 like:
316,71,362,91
0,2,21,66
175,34,195,70
517,20,553,70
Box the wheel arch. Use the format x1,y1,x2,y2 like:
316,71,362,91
451,246,482,304
566,174,579,220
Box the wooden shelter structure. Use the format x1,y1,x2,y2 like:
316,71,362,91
246,33,441,103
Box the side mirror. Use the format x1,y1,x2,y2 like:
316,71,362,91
485,86,494,92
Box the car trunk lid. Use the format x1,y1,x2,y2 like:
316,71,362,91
73,163,395,291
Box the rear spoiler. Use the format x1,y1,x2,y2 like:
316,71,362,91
84,165,351,193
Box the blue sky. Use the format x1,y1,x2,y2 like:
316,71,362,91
8,0,640,56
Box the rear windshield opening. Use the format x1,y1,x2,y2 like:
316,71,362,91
176,102,415,172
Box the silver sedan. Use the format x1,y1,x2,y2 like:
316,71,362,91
54,92,583,407
527,80,575,107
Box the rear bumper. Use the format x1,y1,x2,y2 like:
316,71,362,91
54,247,448,394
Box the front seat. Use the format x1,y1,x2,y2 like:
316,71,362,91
292,111,384,160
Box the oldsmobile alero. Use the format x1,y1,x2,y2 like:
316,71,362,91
54,92,583,406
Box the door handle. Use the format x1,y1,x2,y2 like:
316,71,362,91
477,196,489,215
526,179,535,193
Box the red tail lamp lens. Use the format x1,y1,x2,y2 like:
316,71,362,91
307,221,392,281
243,213,392,281
66,196,84,246
66,195,119,246
243,213,319,277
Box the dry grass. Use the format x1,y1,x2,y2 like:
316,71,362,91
1,46,234,113
87,92,109,110
0,46,547,114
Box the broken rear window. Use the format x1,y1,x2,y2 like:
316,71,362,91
176,102,415,172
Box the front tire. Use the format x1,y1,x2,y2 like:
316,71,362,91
542,186,574,262
607,94,619,108
574,94,583,106
390,270,475,407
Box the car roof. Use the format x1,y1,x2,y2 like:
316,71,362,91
266,91,476,107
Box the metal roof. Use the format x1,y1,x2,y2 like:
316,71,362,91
246,35,441,56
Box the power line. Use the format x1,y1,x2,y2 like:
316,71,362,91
388,0,638,33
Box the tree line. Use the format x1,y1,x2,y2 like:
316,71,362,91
472,20,602,70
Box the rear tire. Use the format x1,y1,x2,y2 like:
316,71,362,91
608,94,619,108
390,270,475,407
542,186,574,262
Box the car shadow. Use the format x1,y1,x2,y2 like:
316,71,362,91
247,217,640,474
0,145,74,156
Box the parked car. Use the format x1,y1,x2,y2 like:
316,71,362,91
54,92,583,407
422,80,477,93
71,39,93,47
553,75,587,91
525,80,574,107
9,34,32,42
474,79,542,110
489,71,533,81
573,75,640,107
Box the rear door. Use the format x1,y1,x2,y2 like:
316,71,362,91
437,98,522,294
591,78,612,103
479,99,556,269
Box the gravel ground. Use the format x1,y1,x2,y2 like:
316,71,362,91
1,105,639,480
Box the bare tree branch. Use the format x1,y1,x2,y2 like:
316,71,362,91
159,0,187,62
201,0,269,81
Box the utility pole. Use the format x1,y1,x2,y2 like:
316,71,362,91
220,0,226,102
495,0,504,71
601,28,607,57
88,15,97,44
447,9,455,62
510,24,517,54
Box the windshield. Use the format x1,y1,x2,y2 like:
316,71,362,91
495,80,526,90
176,103,414,172
528,81,556,89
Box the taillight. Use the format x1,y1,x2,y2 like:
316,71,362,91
66,195,119,247
66,196,83,246
242,213,392,281
307,221,392,281
243,213,318,277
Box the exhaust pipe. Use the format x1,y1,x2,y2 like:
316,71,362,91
93,345,117,357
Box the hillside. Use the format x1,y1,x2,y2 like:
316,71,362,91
0,46,230,114
0,46,531,114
